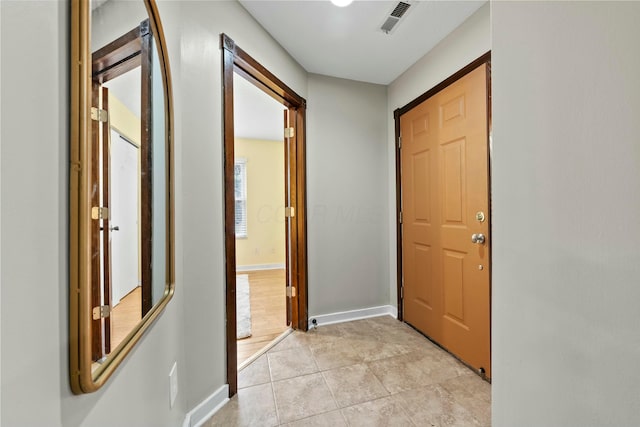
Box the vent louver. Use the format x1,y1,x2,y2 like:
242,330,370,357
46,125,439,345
380,1,413,34
390,2,411,18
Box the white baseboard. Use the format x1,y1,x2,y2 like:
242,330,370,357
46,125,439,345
183,384,229,427
236,263,285,272
309,305,398,327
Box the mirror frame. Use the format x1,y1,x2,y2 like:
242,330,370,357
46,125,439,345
69,0,174,394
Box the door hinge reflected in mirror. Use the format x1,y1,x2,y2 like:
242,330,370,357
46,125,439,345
91,206,109,220
92,305,111,320
284,127,294,138
286,286,297,298
285,207,295,218
90,107,108,122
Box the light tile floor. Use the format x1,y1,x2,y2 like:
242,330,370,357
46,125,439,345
204,316,491,427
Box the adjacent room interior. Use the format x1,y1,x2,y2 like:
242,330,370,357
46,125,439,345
233,72,289,367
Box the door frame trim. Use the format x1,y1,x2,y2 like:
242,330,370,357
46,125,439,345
394,51,491,321
221,34,309,397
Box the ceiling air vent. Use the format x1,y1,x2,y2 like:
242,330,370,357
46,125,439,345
380,1,414,35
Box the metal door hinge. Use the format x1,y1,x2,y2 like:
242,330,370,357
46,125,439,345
398,136,402,149
91,206,109,220
91,107,108,122
400,287,404,299
284,127,295,138
286,286,297,298
92,305,111,320
285,207,295,218
399,211,403,224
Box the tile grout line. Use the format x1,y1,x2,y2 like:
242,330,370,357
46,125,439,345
265,351,284,426
268,381,282,427
319,370,341,413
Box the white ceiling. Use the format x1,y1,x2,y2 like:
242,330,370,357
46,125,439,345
234,72,286,141
233,0,486,141
239,0,486,85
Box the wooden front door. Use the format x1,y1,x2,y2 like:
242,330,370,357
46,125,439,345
400,64,490,377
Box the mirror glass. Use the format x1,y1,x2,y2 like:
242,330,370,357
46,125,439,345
70,0,173,393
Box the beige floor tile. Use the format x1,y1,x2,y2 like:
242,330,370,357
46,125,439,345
268,345,319,381
341,396,414,427
268,331,311,353
367,349,468,394
373,322,439,349
322,363,389,408
351,337,415,362
305,325,345,343
272,373,338,423
207,316,490,426
282,410,347,427
330,319,377,340
396,384,482,427
268,328,341,354
238,354,271,389
309,337,363,370
441,373,491,426
203,383,278,427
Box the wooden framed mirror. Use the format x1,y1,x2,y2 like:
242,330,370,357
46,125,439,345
69,0,174,394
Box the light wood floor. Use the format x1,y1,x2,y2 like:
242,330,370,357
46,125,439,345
237,269,288,366
108,272,287,365
110,287,141,351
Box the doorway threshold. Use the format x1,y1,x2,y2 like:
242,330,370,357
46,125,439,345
238,328,293,371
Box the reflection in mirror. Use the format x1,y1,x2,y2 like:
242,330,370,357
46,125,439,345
90,15,168,367
70,0,173,393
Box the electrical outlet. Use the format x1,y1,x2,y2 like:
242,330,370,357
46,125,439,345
169,362,178,408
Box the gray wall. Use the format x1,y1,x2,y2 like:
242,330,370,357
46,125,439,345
492,2,640,425
1,1,68,424
177,0,307,409
0,0,306,426
1,1,186,426
307,74,389,316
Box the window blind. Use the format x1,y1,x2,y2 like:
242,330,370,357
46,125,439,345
234,158,247,238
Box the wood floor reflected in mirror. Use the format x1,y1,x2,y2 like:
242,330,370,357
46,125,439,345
111,287,142,350
236,270,288,366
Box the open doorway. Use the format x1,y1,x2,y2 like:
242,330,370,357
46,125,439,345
233,74,289,366
222,34,308,397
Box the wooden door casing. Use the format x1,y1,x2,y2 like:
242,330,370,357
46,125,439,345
222,33,308,397
90,19,153,361
400,63,491,378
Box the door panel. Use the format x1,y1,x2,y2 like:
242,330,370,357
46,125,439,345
441,138,466,223
402,97,441,340
412,151,431,222
90,85,113,360
412,244,433,310
110,133,140,307
401,64,490,377
442,249,465,324
284,109,293,327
